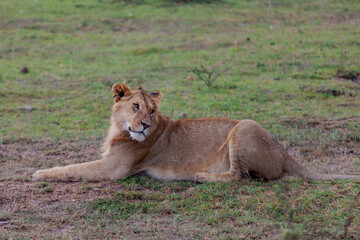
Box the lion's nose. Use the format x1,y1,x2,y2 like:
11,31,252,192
141,121,150,130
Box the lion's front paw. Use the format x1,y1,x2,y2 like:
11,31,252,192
194,172,208,183
32,169,48,181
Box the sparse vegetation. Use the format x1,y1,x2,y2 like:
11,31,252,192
190,58,232,87
1,0,360,239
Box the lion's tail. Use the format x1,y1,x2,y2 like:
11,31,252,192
284,155,360,181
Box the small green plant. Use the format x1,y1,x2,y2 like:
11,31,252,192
36,182,53,193
190,59,232,88
42,185,53,192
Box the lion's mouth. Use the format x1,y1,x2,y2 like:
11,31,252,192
128,127,146,136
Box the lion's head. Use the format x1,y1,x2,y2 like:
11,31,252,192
111,83,162,142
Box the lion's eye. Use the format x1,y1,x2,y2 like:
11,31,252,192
133,104,140,110
150,109,155,115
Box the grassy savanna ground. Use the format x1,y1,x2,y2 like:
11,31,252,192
1,0,360,239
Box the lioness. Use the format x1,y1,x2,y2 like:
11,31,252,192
33,83,359,182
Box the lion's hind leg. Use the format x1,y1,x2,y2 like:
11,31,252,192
194,153,251,183
195,133,252,183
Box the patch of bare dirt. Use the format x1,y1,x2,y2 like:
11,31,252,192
0,136,141,237
287,145,360,176
0,138,102,180
0,180,125,239
281,117,359,130
100,18,150,33
307,9,360,25
281,117,360,175
336,69,360,84
0,18,43,29
0,17,150,35
316,88,346,97
0,180,121,210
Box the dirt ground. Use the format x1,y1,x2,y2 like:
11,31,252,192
0,139,120,238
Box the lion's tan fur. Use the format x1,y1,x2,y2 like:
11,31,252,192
33,84,360,182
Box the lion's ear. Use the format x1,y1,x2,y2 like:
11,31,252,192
112,83,132,103
149,90,162,102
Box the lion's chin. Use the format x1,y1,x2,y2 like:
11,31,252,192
129,131,146,142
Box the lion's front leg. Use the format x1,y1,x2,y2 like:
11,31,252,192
32,140,140,182
33,155,133,182
33,159,110,181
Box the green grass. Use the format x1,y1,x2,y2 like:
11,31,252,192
88,178,359,239
1,0,360,239
1,0,359,140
